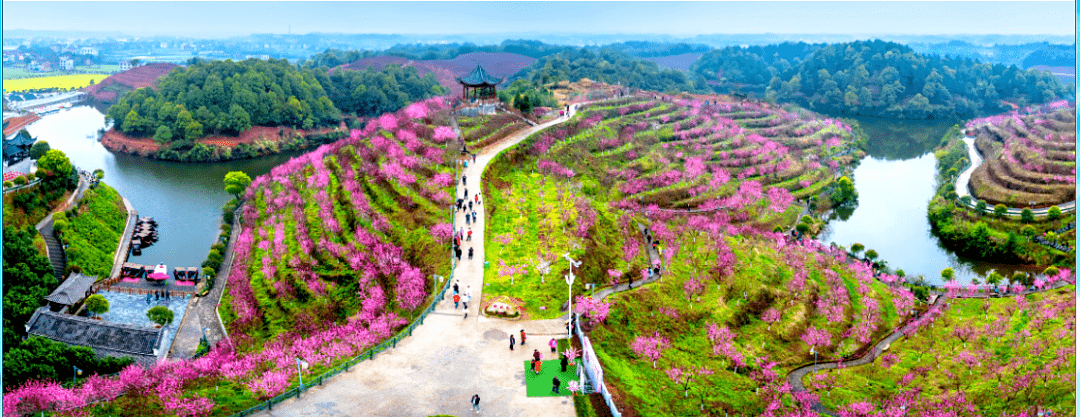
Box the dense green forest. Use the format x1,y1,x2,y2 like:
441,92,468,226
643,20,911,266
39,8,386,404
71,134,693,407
509,47,708,94
303,39,576,67
692,40,1072,119
689,42,824,88
106,58,444,142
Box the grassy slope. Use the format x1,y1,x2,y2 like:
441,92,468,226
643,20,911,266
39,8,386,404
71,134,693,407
60,183,127,277
589,232,902,416
809,286,1075,416
483,95,860,321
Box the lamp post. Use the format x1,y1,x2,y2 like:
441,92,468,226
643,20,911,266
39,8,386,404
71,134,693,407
562,253,581,339
296,358,306,391
810,346,817,373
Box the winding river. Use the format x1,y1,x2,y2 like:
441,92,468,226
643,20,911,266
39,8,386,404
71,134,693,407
820,117,1034,285
23,106,298,271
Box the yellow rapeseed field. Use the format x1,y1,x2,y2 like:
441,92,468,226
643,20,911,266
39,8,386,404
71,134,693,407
3,74,111,93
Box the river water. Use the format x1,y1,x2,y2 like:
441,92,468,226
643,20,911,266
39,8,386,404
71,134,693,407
24,106,297,272
820,117,1032,285
27,107,1025,286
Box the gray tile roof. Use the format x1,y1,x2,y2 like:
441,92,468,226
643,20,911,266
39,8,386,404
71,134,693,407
25,307,165,366
456,65,503,86
44,272,98,305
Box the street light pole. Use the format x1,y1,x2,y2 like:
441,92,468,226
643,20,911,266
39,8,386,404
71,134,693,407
562,253,581,339
296,357,305,391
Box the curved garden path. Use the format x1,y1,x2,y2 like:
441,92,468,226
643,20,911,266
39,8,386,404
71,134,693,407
955,135,1075,215
787,279,1071,415
258,108,588,417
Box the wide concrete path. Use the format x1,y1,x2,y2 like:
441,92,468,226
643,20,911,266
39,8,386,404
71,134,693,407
260,108,585,417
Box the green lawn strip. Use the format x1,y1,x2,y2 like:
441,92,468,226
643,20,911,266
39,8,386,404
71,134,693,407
61,184,127,277
523,359,579,397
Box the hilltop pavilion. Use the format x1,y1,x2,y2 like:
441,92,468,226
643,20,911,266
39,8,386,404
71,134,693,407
457,65,502,101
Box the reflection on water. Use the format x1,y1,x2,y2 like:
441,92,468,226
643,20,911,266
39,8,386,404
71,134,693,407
856,116,959,160
821,117,1031,285
24,106,298,271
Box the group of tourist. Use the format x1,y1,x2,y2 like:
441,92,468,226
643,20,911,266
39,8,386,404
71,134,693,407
452,192,480,262
144,289,171,304
451,279,472,318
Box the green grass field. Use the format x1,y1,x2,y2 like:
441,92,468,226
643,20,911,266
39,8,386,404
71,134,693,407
523,359,578,397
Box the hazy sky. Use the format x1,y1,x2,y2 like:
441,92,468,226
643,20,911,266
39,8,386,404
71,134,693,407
2,1,1074,37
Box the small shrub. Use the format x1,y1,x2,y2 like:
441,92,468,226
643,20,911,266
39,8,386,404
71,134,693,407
147,306,175,326
994,204,1007,218
1048,206,1062,221
1020,208,1034,223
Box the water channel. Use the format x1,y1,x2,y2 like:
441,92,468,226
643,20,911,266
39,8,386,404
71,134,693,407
820,117,1033,285
24,105,298,272
28,106,1026,287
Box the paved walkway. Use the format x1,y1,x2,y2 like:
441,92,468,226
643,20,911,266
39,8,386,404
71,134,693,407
955,135,1075,215
169,206,243,359
257,107,589,417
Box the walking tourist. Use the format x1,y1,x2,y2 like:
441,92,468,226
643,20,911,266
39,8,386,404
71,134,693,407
533,349,541,362
453,293,460,309
146,293,152,304
549,338,557,354
462,175,467,186
453,280,459,295
472,212,478,223
533,358,543,375
471,394,480,413
468,247,474,259
464,291,471,310
520,329,527,345
466,214,470,225
510,334,516,351
561,353,569,372
464,188,469,199
469,201,473,211
552,376,561,394
456,248,462,260
467,229,472,241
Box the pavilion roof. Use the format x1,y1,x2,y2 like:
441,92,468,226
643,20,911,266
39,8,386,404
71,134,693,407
44,272,98,305
456,65,503,87
5,129,34,147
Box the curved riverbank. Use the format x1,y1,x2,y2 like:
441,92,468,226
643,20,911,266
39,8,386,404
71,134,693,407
100,123,350,162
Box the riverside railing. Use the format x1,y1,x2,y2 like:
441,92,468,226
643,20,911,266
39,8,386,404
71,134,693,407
573,312,623,417
226,268,454,417
2,177,42,194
